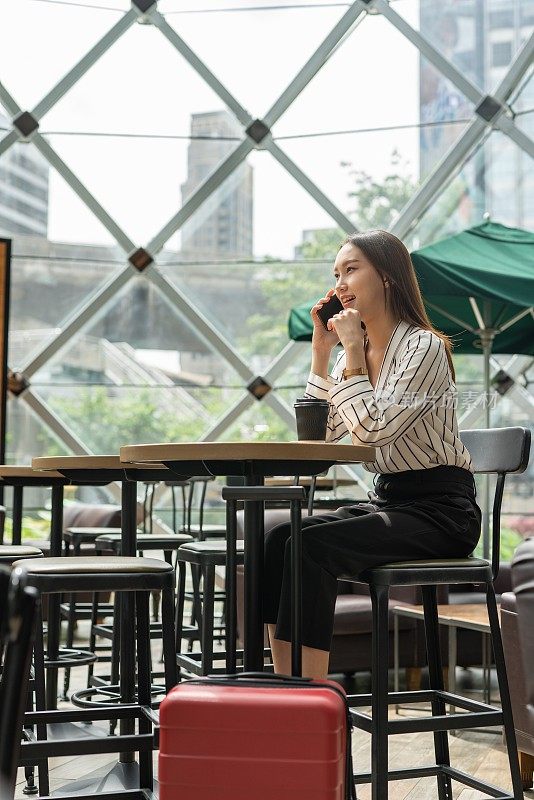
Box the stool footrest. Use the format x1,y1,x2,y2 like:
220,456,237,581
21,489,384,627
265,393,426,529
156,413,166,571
353,763,513,799
352,708,503,734
44,648,98,669
177,647,272,676
70,682,166,709
348,688,500,714
349,688,504,734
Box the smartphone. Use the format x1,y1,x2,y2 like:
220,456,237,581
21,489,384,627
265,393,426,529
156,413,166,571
317,294,344,330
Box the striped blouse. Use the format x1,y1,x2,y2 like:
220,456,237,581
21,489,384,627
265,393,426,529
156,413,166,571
305,319,473,474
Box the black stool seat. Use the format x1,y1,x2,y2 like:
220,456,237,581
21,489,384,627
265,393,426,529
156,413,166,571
356,557,491,584
0,545,43,563
26,538,98,557
13,557,175,594
64,527,121,545
95,532,193,552
16,556,172,574
178,540,244,566
179,523,227,538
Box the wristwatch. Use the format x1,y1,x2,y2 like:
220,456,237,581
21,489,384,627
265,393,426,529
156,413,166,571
342,366,368,380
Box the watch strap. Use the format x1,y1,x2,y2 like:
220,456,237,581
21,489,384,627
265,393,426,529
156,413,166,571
342,367,368,379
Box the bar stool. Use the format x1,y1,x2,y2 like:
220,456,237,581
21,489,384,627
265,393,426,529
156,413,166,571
84,531,193,695
0,551,43,795
176,486,307,677
0,546,43,565
13,555,177,798
169,477,226,649
175,540,245,676
60,528,119,699
95,531,193,562
173,476,226,540
0,566,39,800
345,426,530,800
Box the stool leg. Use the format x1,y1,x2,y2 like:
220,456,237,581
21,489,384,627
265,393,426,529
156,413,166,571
12,485,23,545
421,585,452,800
23,684,38,795
201,566,215,676
119,591,136,763
486,582,524,800
175,561,186,680
87,591,99,688
62,599,76,699
370,582,390,800
151,590,160,623
45,594,61,710
135,591,153,791
62,542,80,700
32,608,49,797
189,564,203,650
161,584,178,691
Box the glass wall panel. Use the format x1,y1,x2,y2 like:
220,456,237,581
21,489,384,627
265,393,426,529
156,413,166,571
162,257,330,364
40,22,241,248
6,395,69,464
406,130,534,249
9,242,122,368
163,2,347,114
0,1,124,109
219,402,293,443
393,0,534,91
275,12,424,136
29,277,249,450
36,385,238,453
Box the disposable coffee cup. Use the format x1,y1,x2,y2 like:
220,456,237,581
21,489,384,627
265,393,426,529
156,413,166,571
294,398,330,441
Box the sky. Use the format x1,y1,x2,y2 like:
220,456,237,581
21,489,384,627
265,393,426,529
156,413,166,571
0,0,422,259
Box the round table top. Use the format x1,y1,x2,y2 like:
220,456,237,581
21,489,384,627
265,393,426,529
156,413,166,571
0,465,66,479
120,440,373,464
32,455,166,471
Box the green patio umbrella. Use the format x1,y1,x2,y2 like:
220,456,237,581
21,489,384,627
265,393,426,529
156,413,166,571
289,222,534,359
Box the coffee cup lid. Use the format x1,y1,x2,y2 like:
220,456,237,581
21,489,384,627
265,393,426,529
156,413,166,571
294,397,329,405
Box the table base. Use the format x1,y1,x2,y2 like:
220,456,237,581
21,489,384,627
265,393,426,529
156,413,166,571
49,759,143,797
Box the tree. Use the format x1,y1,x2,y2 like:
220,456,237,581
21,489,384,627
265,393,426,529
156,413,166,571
237,151,417,361
344,149,417,232
51,387,224,454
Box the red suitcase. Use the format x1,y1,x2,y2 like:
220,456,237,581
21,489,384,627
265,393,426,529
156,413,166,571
159,673,353,800
159,487,355,799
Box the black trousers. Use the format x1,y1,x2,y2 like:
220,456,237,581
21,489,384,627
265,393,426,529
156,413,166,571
263,465,482,652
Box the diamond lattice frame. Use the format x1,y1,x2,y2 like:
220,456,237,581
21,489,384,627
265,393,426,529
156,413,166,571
0,1,531,458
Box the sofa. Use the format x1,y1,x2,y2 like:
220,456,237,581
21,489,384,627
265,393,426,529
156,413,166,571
501,538,534,789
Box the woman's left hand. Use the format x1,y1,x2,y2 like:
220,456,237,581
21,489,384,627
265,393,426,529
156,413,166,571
328,308,366,351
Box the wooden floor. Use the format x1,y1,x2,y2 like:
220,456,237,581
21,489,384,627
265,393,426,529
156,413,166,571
15,621,528,800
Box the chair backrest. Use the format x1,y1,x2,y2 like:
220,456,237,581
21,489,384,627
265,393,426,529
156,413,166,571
459,427,531,579
0,566,10,653
459,427,531,475
0,567,39,799
0,506,6,546
186,477,214,536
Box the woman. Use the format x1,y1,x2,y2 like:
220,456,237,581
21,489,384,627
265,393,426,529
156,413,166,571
264,230,481,679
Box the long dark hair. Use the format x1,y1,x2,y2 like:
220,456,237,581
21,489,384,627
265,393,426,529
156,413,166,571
341,230,456,381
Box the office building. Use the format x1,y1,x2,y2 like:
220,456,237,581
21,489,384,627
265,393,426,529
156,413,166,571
180,110,253,259
0,112,49,236
419,0,534,231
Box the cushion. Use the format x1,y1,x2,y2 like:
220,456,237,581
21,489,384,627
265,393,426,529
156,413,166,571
12,556,173,574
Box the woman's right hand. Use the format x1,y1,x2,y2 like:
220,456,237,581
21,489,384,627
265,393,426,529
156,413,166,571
311,289,340,352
